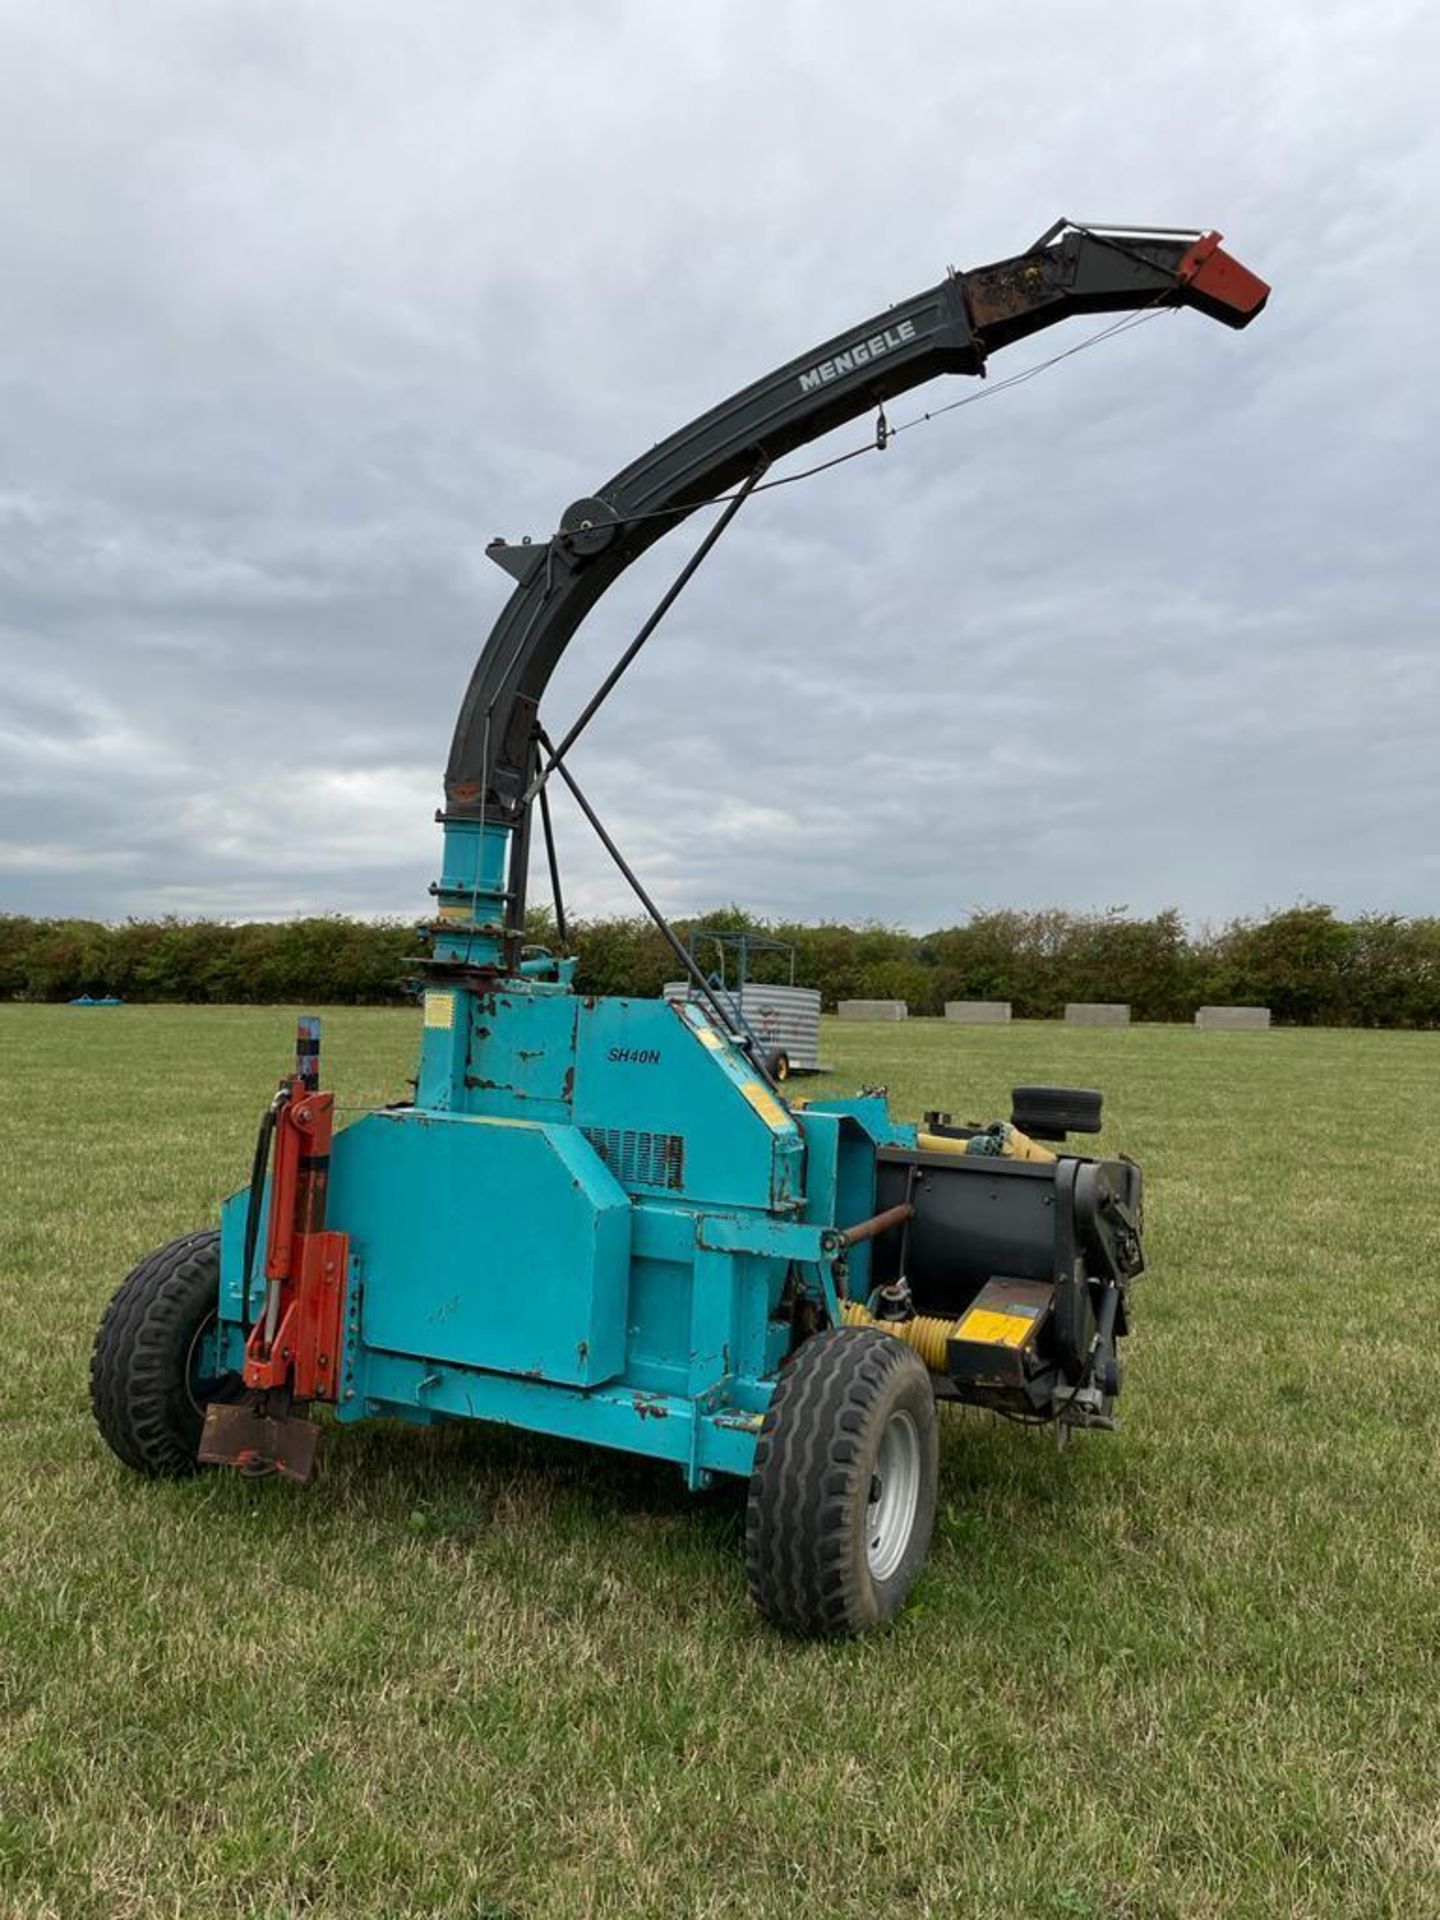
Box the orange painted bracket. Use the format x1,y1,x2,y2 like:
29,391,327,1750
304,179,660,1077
245,1081,348,1403
1176,232,1271,327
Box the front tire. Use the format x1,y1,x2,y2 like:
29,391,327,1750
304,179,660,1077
90,1230,236,1477
746,1326,938,1636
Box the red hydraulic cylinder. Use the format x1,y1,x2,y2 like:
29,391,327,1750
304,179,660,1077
244,1020,348,1403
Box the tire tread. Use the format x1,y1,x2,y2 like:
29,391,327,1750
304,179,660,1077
90,1230,223,1477
745,1326,935,1636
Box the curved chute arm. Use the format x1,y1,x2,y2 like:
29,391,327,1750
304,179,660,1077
447,222,1267,820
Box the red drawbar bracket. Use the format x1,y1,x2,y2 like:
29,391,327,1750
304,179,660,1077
244,1065,349,1403
201,1018,348,1482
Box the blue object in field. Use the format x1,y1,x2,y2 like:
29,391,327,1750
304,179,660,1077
213,820,917,1488
68,995,124,1007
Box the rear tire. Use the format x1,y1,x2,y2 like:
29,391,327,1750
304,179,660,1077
90,1230,236,1477
746,1326,938,1636
769,1051,791,1083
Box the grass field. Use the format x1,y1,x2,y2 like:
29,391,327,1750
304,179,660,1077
1,1005,1436,1919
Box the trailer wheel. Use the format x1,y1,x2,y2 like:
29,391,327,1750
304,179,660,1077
90,1230,237,1477
768,1050,791,1083
746,1326,938,1636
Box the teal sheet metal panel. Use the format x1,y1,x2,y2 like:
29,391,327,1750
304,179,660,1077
621,1203,696,1396
800,1092,916,1149
421,987,804,1217
427,983,807,1211
430,818,511,971
571,996,804,1211
420,989,578,1121
347,1347,762,1485
416,987,469,1110
328,1109,631,1388
795,1108,887,1301
207,977,917,1484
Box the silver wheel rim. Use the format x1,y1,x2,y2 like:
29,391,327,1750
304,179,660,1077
866,1408,921,1582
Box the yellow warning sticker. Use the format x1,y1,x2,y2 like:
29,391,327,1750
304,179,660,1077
693,1026,724,1050
423,991,456,1031
956,1306,1035,1349
740,1079,791,1133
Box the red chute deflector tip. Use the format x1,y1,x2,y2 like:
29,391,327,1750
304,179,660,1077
1177,232,1271,327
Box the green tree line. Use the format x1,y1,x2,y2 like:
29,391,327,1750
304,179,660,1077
3,903,1439,1026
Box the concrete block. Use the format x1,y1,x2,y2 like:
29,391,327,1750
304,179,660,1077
1064,1003,1131,1027
944,1001,1012,1024
1195,1005,1271,1030
835,999,907,1022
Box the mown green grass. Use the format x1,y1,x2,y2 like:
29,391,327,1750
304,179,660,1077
1,1005,1436,1919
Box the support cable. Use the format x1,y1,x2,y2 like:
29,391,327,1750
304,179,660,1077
538,778,567,948
515,224,1188,547
537,729,781,1092
501,224,1190,1020
522,458,769,809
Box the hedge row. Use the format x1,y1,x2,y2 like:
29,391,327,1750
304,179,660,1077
4,903,1440,1027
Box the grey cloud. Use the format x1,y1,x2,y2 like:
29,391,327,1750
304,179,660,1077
1,0,1437,931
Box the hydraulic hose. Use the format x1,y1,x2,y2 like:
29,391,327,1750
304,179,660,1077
239,1092,283,1335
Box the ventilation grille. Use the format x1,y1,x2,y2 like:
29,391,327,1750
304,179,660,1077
583,1126,685,1191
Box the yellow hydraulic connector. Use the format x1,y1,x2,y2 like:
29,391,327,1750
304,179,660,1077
916,1122,1056,1164
841,1300,966,1373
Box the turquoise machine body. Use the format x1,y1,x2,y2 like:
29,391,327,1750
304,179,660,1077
214,819,915,1487
204,213,1258,1484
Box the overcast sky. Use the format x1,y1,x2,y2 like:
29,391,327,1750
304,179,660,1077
1,0,1435,933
